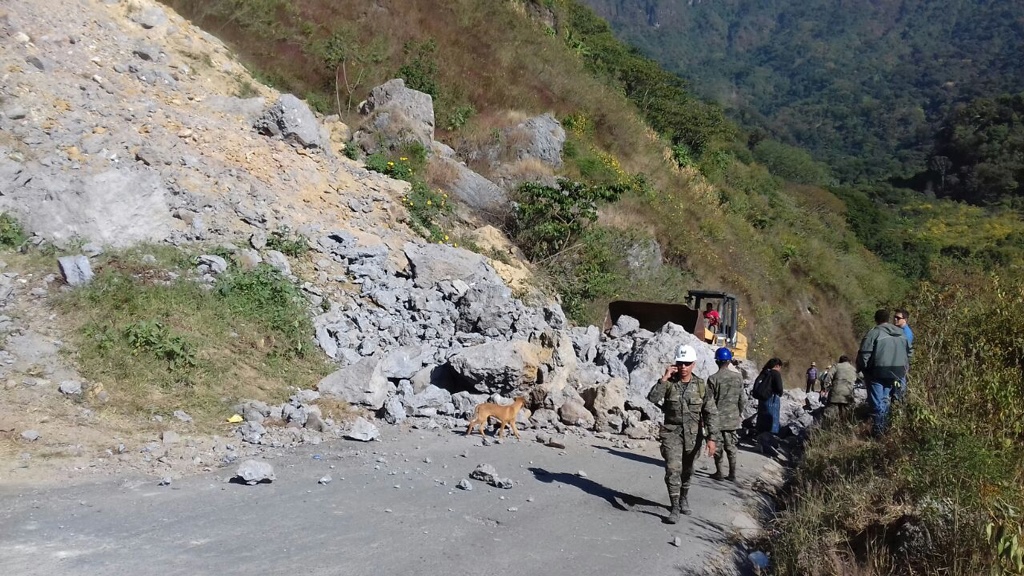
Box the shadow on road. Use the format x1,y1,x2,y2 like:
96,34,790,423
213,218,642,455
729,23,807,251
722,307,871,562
591,445,663,467
528,467,666,521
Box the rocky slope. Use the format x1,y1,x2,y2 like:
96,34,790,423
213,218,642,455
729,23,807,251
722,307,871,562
0,0,823,489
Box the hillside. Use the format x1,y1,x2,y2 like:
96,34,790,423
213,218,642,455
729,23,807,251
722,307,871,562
158,0,906,371
582,0,1024,184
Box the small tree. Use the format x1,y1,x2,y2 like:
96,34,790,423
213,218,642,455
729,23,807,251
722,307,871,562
314,28,385,115
510,179,620,260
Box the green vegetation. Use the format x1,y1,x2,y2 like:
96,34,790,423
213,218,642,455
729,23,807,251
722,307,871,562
583,0,1024,184
929,92,1024,206
365,143,453,243
0,212,28,248
767,265,1024,574
265,226,310,258
509,179,620,261
56,248,330,427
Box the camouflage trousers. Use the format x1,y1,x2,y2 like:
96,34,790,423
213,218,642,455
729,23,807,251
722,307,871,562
714,429,739,475
658,425,700,498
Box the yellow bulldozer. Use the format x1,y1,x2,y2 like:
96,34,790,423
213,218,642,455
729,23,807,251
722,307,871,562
603,290,749,360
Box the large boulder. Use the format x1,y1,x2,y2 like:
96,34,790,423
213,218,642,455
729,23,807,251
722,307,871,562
448,340,548,394
354,79,435,154
317,355,393,410
497,113,566,169
403,242,503,288
434,156,508,212
456,282,516,337
253,94,330,151
0,166,173,247
625,323,717,401
581,377,627,433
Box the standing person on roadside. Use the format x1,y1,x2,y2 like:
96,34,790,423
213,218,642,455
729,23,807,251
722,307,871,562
647,344,719,524
892,308,914,402
805,362,818,394
707,347,745,482
858,309,911,435
823,355,857,422
755,358,784,453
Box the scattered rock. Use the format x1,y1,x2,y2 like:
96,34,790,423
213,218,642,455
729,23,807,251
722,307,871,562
235,460,275,485
198,254,228,275
318,475,332,485
58,255,93,286
58,380,82,396
20,430,40,442
344,417,380,442
158,476,172,487
173,410,193,423
457,478,473,491
469,463,513,489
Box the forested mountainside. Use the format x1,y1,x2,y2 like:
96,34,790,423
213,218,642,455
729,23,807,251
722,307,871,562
581,0,1024,189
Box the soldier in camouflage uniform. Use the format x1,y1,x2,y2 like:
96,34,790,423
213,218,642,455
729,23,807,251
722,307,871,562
707,347,746,482
647,344,719,524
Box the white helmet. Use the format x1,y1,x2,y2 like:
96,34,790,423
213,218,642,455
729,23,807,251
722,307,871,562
674,344,697,363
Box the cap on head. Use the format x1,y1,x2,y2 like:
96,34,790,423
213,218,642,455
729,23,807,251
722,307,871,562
674,344,697,363
714,347,733,362
811,361,816,366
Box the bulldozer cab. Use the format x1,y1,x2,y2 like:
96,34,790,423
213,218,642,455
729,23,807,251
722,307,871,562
604,290,748,360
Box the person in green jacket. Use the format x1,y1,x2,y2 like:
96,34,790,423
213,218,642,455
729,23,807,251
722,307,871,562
647,344,719,524
857,309,911,435
822,355,857,422
707,347,745,481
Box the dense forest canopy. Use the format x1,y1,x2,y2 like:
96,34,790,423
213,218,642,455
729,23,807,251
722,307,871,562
581,0,1024,188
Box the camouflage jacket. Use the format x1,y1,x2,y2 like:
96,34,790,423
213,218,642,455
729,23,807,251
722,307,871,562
707,365,746,431
647,375,719,451
824,361,857,405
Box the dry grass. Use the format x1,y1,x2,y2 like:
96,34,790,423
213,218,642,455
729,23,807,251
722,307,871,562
424,156,461,190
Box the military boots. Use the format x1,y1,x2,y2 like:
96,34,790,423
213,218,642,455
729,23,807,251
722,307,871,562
726,455,738,482
666,495,681,524
680,493,692,515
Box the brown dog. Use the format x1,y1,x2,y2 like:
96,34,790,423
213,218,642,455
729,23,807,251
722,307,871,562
466,396,527,439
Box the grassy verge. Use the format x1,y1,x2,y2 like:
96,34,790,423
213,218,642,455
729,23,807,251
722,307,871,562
54,245,332,429
766,264,1024,574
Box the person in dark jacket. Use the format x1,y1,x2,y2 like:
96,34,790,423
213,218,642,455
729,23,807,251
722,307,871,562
858,309,911,435
805,362,818,394
755,357,784,453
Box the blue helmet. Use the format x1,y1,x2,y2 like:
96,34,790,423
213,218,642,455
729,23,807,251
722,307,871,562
714,347,733,362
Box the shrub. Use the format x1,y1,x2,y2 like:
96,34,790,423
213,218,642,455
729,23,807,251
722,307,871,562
0,213,27,248
509,178,621,261
365,145,450,242
397,39,439,98
124,320,197,371
343,141,360,160
266,226,309,257
215,265,312,357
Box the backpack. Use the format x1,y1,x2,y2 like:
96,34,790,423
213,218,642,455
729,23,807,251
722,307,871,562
752,369,772,401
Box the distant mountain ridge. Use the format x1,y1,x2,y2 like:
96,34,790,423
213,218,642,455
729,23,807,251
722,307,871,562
581,0,1024,183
